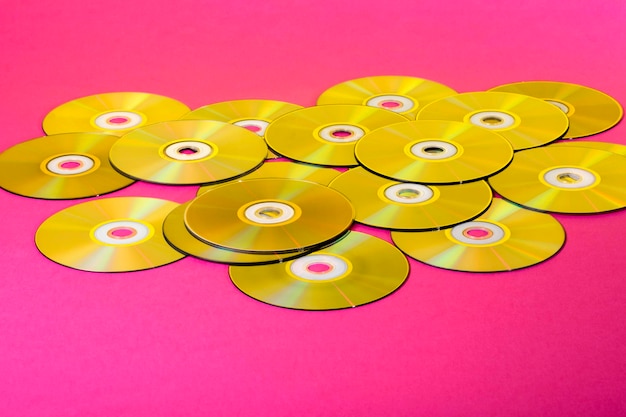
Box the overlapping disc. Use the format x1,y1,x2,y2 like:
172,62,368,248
264,104,408,166
35,197,185,272
416,91,570,150
488,146,626,213
0,133,134,199
197,161,341,195
317,75,457,119
229,231,409,310
109,120,267,184
549,140,626,156
42,92,191,136
489,81,623,138
392,198,565,272
164,202,311,264
329,167,493,229
185,178,355,253
354,120,513,183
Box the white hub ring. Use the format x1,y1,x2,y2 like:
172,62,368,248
92,220,152,246
46,154,95,175
318,124,365,143
450,221,505,245
469,111,516,129
233,119,270,136
164,141,213,161
410,140,458,160
384,183,434,204
366,94,416,113
94,111,144,130
542,167,597,189
289,254,349,281
244,201,295,224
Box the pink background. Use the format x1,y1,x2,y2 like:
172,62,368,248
1,0,625,416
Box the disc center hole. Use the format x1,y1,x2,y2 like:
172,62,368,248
256,207,283,219
423,146,445,154
396,188,421,199
107,227,137,239
331,129,353,139
60,161,83,169
557,173,582,183
243,125,262,133
481,116,503,125
306,262,333,274
178,146,199,155
463,227,493,240
381,100,401,108
108,116,130,124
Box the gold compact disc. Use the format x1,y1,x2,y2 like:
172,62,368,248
109,120,267,185
163,202,310,265
0,133,134,199
548,140,626,156
317,75,457,119
197,161,341,196
391,198,565,272
35,197,185,272
354,120,513,183
488,146,626,213
42,92,191,136
416,91,570,150
489,81,623,138
185,178,355,253
264,104,408,166
182,99,304,159
329,167,493,230
229,231,409,310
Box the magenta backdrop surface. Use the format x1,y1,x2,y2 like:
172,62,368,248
1,1,625,416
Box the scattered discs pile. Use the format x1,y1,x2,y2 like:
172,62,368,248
1,77,625,310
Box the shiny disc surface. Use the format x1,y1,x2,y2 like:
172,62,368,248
197,161,341,195
229,231,409,310
182,99,304,159
264,104,408,166
35,197,185,272
109,120,267,184
329,167,493,229
392,198,565,272
489,81,623,138
42,92,191,136
317,75,457,119
0,132,135,199
164,202,310,264
185,178,355,253
488,146,626,213
354,120,513,183
416,91,570,150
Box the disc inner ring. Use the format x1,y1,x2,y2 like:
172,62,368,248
239,200,301,226
448,220,509,246
163,140,214,161
540,166,598,190
288,253,352,282
467,110,518,130
92,110,145,130
91,220,154,246
233,119,270,136
382,183,437,204
366,94,416,113
408,140,460,160
544,99,573,116
43,154,98,176
317,124,366,143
